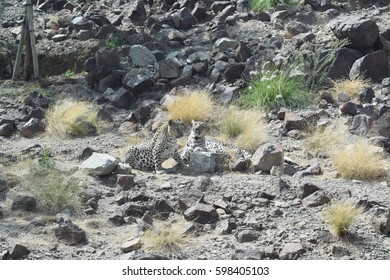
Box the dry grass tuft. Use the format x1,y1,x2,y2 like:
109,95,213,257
304,124,345,156
218,106,267,152
331,139,388,180
332,76,370,99
323,200,364,238
167,90,214,123
141,220,192,255
46,99,107,137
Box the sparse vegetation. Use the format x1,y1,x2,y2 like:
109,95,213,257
331,139,388,180
27,148,81,213
167,90,214,123
323,200,364,238
332,76,370,99
0,155,9,166
141,221,192,256
64,69,75,78
239,69,310,111
304,124,345,156
46,100,107,137
218,106,267,151
106,34,125,50
249,0,299,12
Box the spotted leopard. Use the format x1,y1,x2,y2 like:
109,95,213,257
181,120,252,164
124,119,184,173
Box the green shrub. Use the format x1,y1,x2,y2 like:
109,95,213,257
106,34,125,50
249,0,299,12
64,69,75,78
29,148,54,177
239,70,310,111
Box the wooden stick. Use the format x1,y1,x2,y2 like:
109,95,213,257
12,18,26,80
25,0,39,78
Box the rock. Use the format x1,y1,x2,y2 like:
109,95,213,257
370,136,390,153
215,219,235,235
116,174,135,191
349,114,373,136
214,37,239,50
350,51,390,82
137,212,153,232
10,244,30,259
19,118,45,138
295,163,322,177
329,15,379,50
191,2,207,21
1,250,10,260
302,190,330,207
291,32,316,48
358,87,375,104
55,220,87,245
31,216,47,227
328,48,363,79
52,34,67,42
188,151,225,174
130,45,157,67
0,173,7,192
368,111,390,138
235,42,252,62
172,7,198,30
284,112,308,131
11,195,37,212
79,152,119,176
121,237,142,253
251,143,284,173
237,229,259,243
304,0,332,11
231,248,264,260
339,101,359,116
108,208,125,226
159,58,181,78
154,199,175,218
0,123,14,137
279,242,305,260
297,183,320,199
124,74,153,96
183,201,219,224
371,208,390,235
129,0,147,26
224,63,245,83
178,191,203,210
109,87,136,110
332,246,351,257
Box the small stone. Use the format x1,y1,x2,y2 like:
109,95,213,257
116,174,135,191
55,220,87,245
121,237,142,253
19,118,45,138
332,246,350,258
284,112,307,131
297,183,320,199
183,202,219,224
237,229,258,243
251,143,284,173
188,151,225,175
214,37,239,50
302,190,330,207
10,244,30,260
130,45,157,67
11,195,37,212
279,242,305,260
371,208,390,235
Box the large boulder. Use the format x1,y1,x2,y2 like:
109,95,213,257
329,15,379,50
251,143,284,173
349,50,390,82
79,152,119,176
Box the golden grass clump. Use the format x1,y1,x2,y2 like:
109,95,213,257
218,106,267,152
323,200,364,238
46,100,106,137
332,76,369,99
331,139,388,180
167,91,214,123
304,124,345,156
141,221,192,255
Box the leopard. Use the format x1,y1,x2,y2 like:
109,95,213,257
124,119,184,174
181,120,252,165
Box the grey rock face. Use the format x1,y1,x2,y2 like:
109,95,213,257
251,143,284,173
79,152,119,176
188,151,225,174
350,51,390,82
55,220,87,245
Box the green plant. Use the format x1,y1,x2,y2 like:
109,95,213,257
64,69,75,78
239,69,310,111
249,0,299,12
323,200,364,238
106,34,125,50
0,155,9,166
31,172,81,213
167,90,214,123
29,148,54,177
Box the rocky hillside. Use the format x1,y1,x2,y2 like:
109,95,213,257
0,0,390,260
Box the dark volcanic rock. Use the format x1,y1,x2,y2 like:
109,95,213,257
350,50,390,82
11,195,37,212
55,220,87,245
328,48,363,80
329,15,379,50
172,7,198,30
19,118,45,138
183,201,219,224
124,74,153,96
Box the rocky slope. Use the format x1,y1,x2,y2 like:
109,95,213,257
0,0,390,260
